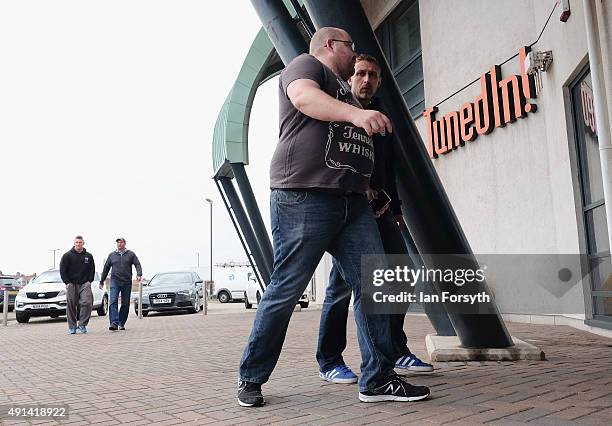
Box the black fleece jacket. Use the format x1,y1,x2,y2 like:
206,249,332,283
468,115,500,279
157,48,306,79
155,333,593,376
59,248,96,285
368,97,402,214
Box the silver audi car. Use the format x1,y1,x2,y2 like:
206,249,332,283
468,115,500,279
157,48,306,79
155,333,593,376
133,271,204,317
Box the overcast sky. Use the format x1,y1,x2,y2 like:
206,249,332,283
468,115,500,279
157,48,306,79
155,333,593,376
0,1,279,279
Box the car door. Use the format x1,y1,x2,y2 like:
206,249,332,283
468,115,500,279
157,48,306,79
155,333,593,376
90,272,101,306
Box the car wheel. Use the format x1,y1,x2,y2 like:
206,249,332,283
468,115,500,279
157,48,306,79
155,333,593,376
299,301,309,309
244,293,252,309
134,306,149,317
256,292,261,305
16,311,30,323
97,295,109,316
218,291,230,304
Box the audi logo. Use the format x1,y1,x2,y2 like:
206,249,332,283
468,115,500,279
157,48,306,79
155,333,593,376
157,294,167,298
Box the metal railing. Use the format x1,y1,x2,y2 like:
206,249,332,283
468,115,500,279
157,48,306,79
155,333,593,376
2,288,8,326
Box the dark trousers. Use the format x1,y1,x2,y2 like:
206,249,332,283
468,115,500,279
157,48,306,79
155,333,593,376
66,282,93,329
316,210,413,372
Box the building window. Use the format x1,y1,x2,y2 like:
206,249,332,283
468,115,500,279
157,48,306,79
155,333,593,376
376,0,424,118
570,67,611,323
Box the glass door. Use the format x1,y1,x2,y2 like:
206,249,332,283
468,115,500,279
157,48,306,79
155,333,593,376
570,67,612,325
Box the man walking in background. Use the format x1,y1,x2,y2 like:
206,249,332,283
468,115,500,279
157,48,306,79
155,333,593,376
59,235,96,335
100,237,142,331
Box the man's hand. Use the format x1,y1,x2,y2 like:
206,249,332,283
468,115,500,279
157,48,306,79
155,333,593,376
351,109,393,136
374,203,390,219
365,187,378,202
137,276,142,282
99,282,104,290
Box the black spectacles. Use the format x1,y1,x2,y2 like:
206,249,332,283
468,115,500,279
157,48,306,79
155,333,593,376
330,39,355,52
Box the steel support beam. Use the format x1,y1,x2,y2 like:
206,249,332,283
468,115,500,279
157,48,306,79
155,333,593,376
231,163,274,276
218,177,272,285
250,0,309,65
399,223,455,336
215,178,267,293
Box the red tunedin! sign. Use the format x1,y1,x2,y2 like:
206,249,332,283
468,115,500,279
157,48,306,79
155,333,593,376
423,46,538,159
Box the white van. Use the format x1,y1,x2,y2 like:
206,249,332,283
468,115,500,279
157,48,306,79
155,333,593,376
244,274,312,309
214,265,251,303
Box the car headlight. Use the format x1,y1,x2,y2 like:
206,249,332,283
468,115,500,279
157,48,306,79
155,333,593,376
58,289,66,297
177,290,190,295
18,288,27,298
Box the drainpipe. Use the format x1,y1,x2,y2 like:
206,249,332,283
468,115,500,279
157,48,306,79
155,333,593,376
583,0,612,253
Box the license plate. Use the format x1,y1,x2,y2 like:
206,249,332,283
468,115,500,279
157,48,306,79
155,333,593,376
31,304,50,309
9,291,18,295
153,298,171,304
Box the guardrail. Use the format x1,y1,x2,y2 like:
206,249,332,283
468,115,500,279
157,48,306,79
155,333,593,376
138,282,143,319
204,282,208,316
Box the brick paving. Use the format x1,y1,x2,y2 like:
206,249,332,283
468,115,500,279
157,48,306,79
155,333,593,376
0,306,611,425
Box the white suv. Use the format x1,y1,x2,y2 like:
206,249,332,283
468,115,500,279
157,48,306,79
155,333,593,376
15,269,108,323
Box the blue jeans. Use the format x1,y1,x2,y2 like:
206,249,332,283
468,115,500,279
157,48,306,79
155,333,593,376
317,211,415,371
239,189,396,392
109,280,132,326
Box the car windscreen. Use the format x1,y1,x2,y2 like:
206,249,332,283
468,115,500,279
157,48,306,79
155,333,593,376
149,273,191,286
31,271,62,284
0,278,17,286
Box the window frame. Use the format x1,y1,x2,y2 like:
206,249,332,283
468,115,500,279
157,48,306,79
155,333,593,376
569,65,611,325
375,0,424,118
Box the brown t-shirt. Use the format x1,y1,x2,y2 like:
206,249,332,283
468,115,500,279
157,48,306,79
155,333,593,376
270,54,374,193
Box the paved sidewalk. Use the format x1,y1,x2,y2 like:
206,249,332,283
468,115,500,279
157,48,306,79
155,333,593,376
1,308,611,425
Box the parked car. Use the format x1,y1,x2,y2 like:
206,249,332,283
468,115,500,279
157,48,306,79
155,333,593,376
244,273,310,309
0,275,21,312
214,266,251,303
14,269,108,323
133,271,203,317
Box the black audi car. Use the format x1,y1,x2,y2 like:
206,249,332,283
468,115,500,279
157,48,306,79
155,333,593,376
134,271,204,316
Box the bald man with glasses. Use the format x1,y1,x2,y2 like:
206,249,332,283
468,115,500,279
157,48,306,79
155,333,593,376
237,26,429,407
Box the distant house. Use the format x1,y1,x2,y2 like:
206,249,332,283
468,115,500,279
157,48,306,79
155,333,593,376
15,272,36,286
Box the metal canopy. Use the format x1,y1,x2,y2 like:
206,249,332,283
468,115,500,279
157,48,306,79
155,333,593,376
212,28,282,178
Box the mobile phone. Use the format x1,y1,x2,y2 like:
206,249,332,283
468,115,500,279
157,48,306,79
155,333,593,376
370,189,391,213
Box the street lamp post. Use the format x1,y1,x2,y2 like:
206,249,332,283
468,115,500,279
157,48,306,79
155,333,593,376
51,249,59,269
205,198,213,316
196,252,200,268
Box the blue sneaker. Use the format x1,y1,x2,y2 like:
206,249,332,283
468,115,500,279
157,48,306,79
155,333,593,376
319,364,358,384
395,354,433,372
78,325,87,334
68,328,77,335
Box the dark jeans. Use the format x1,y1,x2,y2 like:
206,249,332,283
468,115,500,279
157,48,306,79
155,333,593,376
317,210,414,372
109,280,132,326
239,189,396,392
